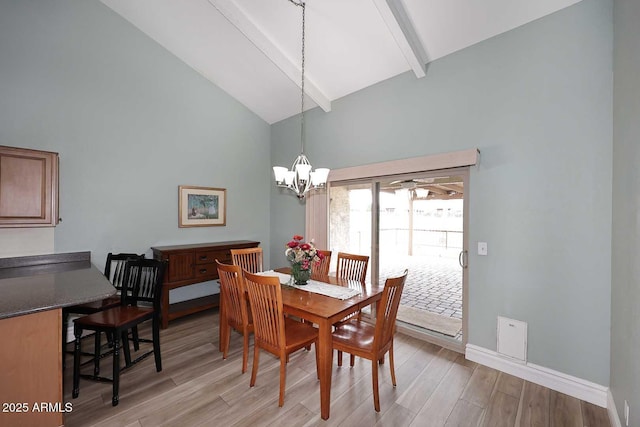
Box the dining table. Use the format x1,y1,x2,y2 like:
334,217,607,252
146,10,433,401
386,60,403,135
218,267,385,420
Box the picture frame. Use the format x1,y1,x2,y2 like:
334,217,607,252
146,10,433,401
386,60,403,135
178,185,226,227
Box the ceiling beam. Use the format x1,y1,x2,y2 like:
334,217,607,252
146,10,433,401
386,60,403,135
372,0,429,78
426,186,449,195
439,184,464,193
208,0,331,112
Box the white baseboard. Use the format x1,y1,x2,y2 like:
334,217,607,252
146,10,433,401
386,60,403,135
465,344,608,408
608,389,623,427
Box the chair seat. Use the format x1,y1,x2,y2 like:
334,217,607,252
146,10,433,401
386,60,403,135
74,306,154,330
332,319,375,352
69,296,121,314
284,317,318,351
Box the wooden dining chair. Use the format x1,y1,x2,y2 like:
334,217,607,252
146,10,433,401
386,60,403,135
217,260,253,373
72,258,166,406
231,247,264,274
336,252,369,283
62,252,145,367
243,271,319,407
332,269,408,412
312,250,332,278
334,252,370,365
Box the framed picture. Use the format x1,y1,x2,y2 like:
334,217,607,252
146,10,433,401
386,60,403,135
178,185,226,227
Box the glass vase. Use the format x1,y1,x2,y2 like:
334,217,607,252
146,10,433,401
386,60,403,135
291,263,311,285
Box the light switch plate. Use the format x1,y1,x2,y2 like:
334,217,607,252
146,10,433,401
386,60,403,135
478,242,488,256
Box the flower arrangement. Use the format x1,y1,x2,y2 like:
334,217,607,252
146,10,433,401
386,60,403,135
285,235,325,284
285,235,324,269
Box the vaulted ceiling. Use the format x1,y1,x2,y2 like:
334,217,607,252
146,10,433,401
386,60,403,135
101,0,582,124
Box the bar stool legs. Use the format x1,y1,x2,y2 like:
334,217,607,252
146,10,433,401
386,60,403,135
72,324,122,406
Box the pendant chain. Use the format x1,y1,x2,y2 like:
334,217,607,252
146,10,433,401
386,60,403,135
289,0,306,154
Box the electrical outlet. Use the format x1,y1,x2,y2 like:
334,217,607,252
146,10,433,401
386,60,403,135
625,400,629,426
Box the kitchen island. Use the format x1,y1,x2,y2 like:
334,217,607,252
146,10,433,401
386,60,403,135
0,252,115,427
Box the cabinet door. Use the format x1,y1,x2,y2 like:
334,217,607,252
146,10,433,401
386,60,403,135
0,146,59,227
167,252,195,283
0,309,63,426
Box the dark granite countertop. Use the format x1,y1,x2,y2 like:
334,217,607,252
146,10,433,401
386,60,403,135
0,252,116,320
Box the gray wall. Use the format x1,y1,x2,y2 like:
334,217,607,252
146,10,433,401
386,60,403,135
0,0,271,294
611,0,640,423
272,0,613,385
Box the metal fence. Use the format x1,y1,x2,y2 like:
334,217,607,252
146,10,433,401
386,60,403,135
379,228,463,254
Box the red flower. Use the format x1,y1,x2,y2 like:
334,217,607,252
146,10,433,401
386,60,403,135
299,243,311,251
287,240,299,248
293,234,304,241
318,252,325,260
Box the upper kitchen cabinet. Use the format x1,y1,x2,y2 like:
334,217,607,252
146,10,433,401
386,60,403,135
0,146,59,227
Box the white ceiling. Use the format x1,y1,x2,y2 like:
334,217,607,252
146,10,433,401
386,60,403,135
101,0,582,124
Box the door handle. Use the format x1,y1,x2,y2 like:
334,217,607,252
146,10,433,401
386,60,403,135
458,250,468,269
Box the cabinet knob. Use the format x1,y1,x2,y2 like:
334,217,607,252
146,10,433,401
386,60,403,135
199,255,208,261
199,268,207,274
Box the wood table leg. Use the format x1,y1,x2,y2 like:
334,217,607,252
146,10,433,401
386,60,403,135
317,318,333,420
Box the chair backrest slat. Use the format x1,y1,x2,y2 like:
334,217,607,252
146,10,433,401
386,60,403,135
374,270,408,351
122,259,166,310
217,261,250,328
104,252,145,291
336,252,369,283
138,265,156,300
313,250,332,278
243,271,285,355
231,248,263,274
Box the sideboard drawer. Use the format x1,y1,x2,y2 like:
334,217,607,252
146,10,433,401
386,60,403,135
194,262,218,280
195,250,230,265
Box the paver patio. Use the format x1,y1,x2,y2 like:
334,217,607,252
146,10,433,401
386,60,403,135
379,253,463,340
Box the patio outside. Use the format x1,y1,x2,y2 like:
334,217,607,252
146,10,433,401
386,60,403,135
330,183,464,341
380,251,463,341
380,252,462,319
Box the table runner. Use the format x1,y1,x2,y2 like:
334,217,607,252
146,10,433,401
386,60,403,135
257,270,361,300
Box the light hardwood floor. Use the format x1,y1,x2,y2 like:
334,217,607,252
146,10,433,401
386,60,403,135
62,311,611,427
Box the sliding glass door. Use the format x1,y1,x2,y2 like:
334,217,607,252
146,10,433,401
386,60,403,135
328,169,468,350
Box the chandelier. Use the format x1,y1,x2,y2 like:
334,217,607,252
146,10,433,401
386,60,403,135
273,0,330,200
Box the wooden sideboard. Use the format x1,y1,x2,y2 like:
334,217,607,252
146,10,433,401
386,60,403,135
151,240,260,328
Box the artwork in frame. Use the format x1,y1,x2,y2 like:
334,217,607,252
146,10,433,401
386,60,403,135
178,186,226,227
